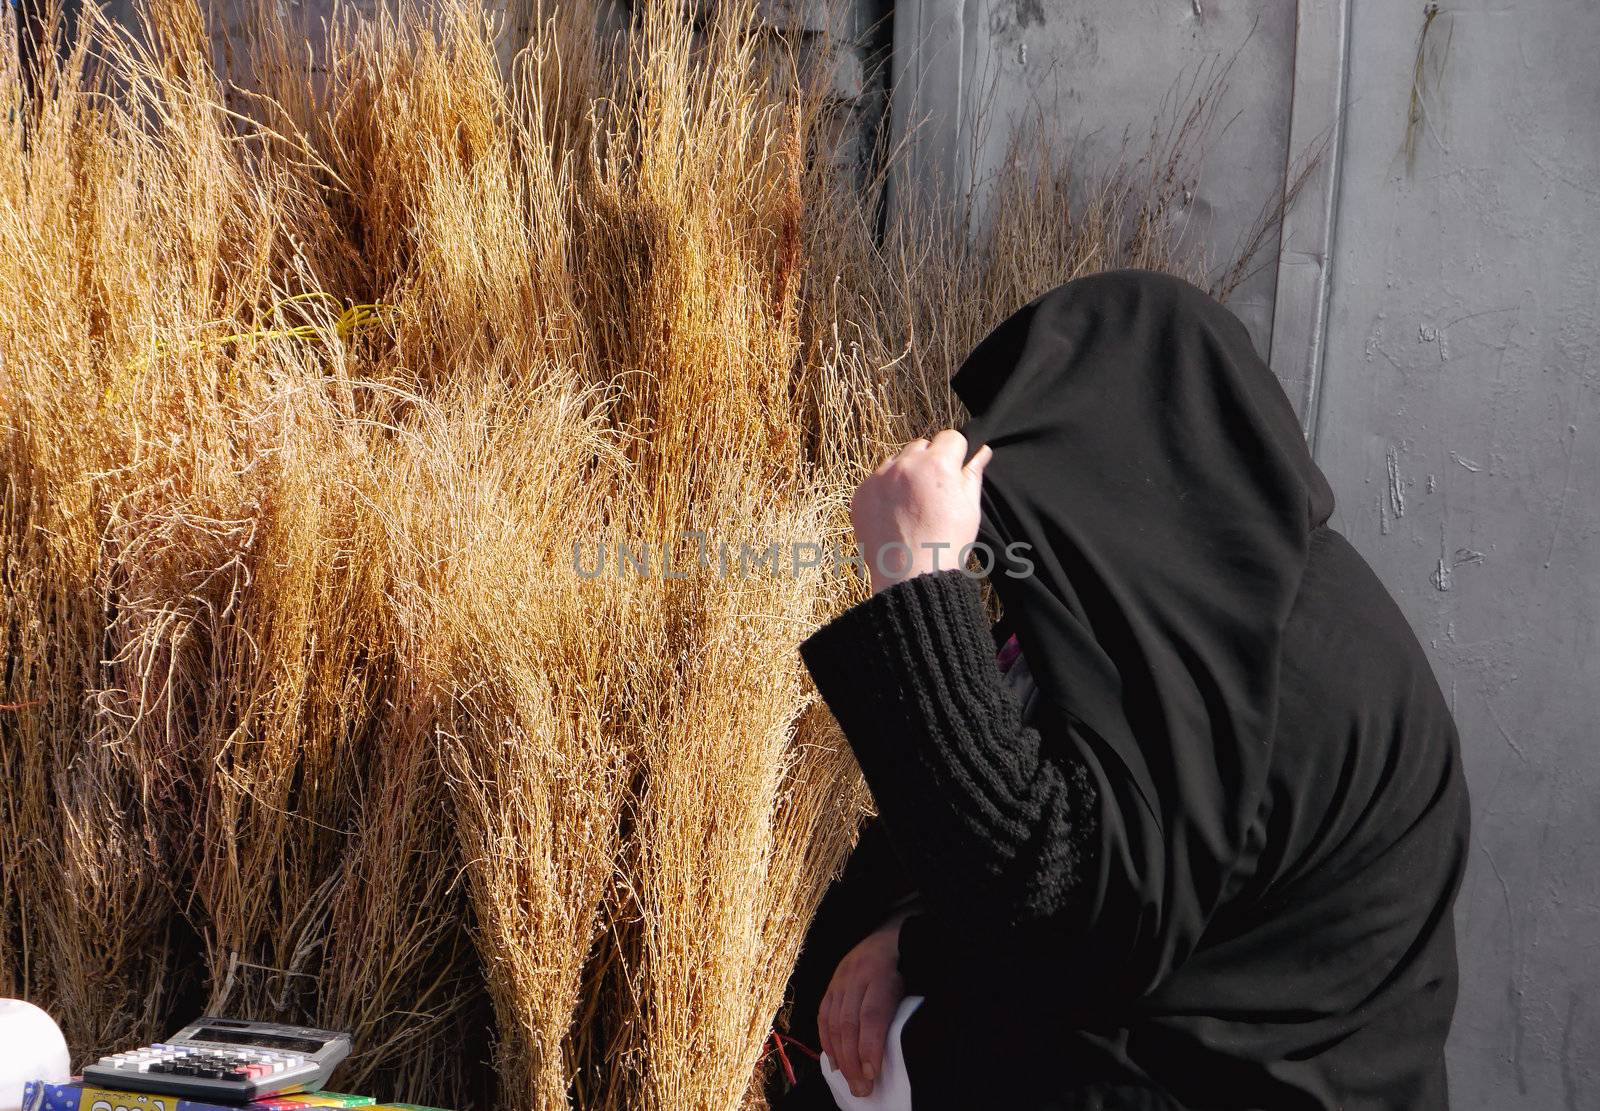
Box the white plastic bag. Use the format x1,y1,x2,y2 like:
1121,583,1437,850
820,994,924,1111
0,1000,70,1111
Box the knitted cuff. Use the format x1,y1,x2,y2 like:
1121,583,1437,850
799,568,1039,915
799,568,1008,803
799,567,996,702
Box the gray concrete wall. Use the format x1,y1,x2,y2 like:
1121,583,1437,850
889,1,1600,1107
888,0,1298,353
1313,2,1600,1105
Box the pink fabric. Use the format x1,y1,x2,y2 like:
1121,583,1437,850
996,633,1022,674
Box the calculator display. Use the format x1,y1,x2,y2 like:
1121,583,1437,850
192,1026,327,1053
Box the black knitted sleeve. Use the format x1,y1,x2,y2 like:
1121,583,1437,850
798,568,1100,991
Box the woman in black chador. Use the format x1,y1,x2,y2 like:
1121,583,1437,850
778,270,1470,1110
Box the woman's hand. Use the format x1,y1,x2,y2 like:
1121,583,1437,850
818,912,912,1098
851,429,993,594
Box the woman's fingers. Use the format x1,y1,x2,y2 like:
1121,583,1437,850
874,436,927,475
887,430,983,472
965,442,993,476
856,979,901,1089
818,924,908,1097
818,982,840,1066
831,979,870,1095
928,428,968,463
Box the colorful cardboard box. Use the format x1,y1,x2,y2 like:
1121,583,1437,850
21,1082,381,1111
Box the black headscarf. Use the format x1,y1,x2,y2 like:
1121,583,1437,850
951,268,1337,1000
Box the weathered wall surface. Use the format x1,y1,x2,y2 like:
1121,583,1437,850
891,1,1600,1108
889,0,1297,352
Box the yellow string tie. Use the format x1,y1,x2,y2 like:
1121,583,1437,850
108,293,400,405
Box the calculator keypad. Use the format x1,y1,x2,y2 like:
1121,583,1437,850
94,1043,310,1086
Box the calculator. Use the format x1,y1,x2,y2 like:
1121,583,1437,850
80,1017,353,1102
